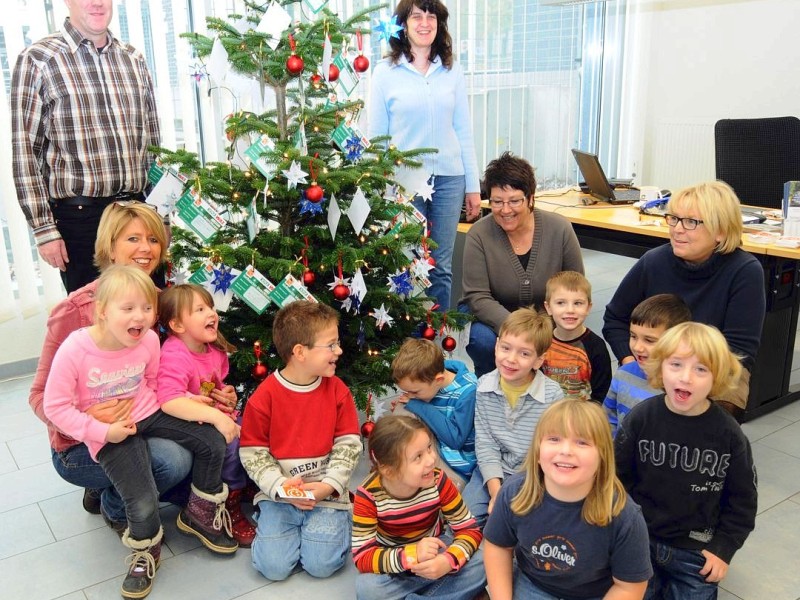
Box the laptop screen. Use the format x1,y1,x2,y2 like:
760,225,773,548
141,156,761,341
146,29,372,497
572,149,617,202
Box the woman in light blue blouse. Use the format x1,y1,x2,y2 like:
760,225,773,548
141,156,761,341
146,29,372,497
369,0,481,310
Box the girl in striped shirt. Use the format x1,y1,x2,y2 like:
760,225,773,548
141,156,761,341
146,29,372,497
352,415,487,599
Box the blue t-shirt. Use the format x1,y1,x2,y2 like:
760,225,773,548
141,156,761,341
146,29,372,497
484,473,652,600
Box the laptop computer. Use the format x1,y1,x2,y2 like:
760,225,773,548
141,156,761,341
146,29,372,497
572,148,641,204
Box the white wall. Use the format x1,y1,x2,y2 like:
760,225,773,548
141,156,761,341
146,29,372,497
626,0,800,190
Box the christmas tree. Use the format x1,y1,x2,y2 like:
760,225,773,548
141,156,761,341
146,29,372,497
152,0,468,411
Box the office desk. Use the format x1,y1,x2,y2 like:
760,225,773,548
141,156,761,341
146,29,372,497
456,191,800,421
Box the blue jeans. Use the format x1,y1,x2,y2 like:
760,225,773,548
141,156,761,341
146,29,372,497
96,410,227,539
458,303,498,378
645,541,718,600
356,543,486,600
513,569,602,600
412,175,465,311
252,501,351,581
461,467,491,527
51,436,192,523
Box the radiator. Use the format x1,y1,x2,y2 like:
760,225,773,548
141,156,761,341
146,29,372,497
651,120,716,190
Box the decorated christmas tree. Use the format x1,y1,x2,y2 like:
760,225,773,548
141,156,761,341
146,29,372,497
151,0,468,412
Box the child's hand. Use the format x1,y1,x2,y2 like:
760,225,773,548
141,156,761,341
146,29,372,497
303,481,335,502
280,478,317,511
699,549,729,582
410,554,452,580
87,397,133,424
106,419,137,443
210,385,237,412
211,414,240,444
414,537,447,563
187,393,215,406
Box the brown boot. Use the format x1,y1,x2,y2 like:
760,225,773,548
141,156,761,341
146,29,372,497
176,483,238,554
120,526,163,599
226,488,257,548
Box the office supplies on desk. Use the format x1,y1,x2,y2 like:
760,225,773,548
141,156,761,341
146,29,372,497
572,149,640,204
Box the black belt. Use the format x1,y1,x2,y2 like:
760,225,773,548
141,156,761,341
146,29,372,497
50,192,145,208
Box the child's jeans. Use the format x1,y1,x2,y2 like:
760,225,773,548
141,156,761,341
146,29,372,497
252,501,351,581
645,540,719,600
221,424,248,490
458,303,498,379
356,542,486,600
97,410,227,540
461,468,491,527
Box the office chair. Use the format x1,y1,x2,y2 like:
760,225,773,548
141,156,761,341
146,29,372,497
714,116,800,209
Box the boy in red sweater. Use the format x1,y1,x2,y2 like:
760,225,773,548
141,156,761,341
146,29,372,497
240,301,362,581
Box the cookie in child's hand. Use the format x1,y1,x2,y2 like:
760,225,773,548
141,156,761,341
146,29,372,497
199,381,216,396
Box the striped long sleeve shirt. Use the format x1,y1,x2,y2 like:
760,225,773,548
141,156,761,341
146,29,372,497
11,18,160,246
475,369,564,482
352,469,482,574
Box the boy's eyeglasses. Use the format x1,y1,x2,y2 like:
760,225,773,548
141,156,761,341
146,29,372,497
664,214,704,230
311,341,341,352
489,197,526,209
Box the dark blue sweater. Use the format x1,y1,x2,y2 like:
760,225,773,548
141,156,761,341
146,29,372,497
603,244,764,369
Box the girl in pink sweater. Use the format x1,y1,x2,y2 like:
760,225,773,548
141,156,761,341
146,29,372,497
43,266,237,599
157,283,256,547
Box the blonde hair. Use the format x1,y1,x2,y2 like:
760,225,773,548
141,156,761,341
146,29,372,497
498,306,553,356
158,284,236,353
545,271,592,303
511,399,626,526
94,201,168,270
667,181,743,254
368,415,433,479
644,322,743,399
94,265,158,324
391,338,445,383
272,300,339,363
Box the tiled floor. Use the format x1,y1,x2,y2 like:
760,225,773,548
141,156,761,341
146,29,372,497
1,249,800,599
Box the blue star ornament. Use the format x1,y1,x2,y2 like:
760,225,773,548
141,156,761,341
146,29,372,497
388,270,414,298
344,135,365,162
373,15,402,43
211,264,235,294
299,193,325,215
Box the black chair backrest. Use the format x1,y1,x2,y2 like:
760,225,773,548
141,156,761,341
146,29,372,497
714,116,800,209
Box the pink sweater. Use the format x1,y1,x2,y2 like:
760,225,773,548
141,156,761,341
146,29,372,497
157,336,229,403
30,281,98,452
43,328,162,460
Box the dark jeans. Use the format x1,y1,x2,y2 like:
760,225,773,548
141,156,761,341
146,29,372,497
52,436,192,522
96,410,227,540
458,303,498,379
645,540,719,600
50,201,109,292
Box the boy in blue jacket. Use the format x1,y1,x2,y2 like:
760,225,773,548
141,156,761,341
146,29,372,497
391,338,478,490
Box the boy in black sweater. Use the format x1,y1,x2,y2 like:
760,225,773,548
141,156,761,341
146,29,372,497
615,322,757,599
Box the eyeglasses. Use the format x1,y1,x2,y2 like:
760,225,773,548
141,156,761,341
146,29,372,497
311,341,342,352
489,197,527,209
664,214,704,230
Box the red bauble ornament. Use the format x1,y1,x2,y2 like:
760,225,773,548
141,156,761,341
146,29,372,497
360,420,375,439
310,73,323,89
286,54,304,76
328,63,340,82
353,54,370,73
333,283,350,301
422,326,436,340
302,270,316,286
252,363,268,380
442,336,457,352
305,183,324,203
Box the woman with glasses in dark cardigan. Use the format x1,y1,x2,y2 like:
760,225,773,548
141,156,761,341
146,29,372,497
603,181,765,418
459,152,584,378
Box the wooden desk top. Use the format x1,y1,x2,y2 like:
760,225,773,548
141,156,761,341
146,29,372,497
459,190,800,261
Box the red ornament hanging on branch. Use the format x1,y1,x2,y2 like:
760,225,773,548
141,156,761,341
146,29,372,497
305,154,324,203
251,341,268,380
353,30,370,73
301,237,315,286
422,235,435,266
440,315,456,351
327,63,340,83
332,254,350,301
360,393,376,438
310,73,323,89
422,307,437,340
286,34,304,76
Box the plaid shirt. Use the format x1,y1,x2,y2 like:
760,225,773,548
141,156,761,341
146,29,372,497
11,18,160,246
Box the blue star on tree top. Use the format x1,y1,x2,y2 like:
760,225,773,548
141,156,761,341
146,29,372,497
373,15,402,43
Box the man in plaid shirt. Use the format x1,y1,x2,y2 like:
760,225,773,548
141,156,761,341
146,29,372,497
11,0,161,292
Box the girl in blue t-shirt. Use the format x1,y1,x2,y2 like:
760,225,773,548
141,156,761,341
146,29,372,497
483,399,652,600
